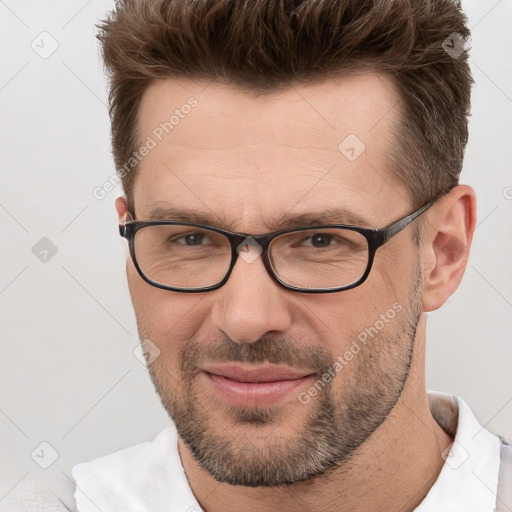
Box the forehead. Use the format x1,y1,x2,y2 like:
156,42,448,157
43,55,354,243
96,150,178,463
133,73,409,230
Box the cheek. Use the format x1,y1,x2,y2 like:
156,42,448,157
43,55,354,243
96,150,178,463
126,262,155,325
126,262,202,347
296,294,369,355
373,239,419,293
301,276,402,352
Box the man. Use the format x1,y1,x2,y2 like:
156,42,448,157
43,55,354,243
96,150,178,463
5,0,510,511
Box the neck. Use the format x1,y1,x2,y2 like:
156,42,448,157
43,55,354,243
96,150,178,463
178,329,453,512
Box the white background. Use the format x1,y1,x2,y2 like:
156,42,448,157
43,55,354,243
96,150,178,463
1,0,511,499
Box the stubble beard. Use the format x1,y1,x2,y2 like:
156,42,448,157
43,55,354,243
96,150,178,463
144,275,422,487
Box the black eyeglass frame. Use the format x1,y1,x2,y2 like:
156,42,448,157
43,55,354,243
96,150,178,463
119,199,435,294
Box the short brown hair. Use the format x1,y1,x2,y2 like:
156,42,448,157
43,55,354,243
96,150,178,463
97,0,472,211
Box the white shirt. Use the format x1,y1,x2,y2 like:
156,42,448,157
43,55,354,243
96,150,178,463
70,390,502,512
415,391,501,511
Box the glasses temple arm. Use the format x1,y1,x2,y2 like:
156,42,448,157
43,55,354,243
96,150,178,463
380,200,435,244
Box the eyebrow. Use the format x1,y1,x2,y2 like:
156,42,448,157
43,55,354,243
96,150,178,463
142,204,374,232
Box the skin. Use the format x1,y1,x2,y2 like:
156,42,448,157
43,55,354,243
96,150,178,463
115,72,476,512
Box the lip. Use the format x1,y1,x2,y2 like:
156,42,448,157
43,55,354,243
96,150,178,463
201,363,313,382
200,364,315,407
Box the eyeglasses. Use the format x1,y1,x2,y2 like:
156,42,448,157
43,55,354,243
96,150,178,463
119,200,434,294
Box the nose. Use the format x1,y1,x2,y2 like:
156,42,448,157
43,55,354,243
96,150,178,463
210,246,293,344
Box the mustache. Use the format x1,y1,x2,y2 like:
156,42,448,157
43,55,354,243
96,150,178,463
180,335,334,377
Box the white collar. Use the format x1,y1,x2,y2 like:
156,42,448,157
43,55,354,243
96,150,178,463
415,390,501,511
72,425,201,512
72,391,501,512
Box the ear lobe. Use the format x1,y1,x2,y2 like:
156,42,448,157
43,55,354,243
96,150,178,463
422,186,477,312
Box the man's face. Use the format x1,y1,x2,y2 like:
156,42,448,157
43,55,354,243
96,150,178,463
121,73,424,486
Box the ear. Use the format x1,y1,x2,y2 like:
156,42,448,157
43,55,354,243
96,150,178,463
115,196,128,222
421,185,477,312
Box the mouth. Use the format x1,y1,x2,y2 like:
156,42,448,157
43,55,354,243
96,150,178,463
200,363,315,407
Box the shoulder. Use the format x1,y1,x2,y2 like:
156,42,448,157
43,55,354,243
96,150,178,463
497,437,512,509
71,427,200,511
1,469,77,512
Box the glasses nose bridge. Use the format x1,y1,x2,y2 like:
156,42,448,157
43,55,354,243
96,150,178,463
226,231,275,275
227,231,274,252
